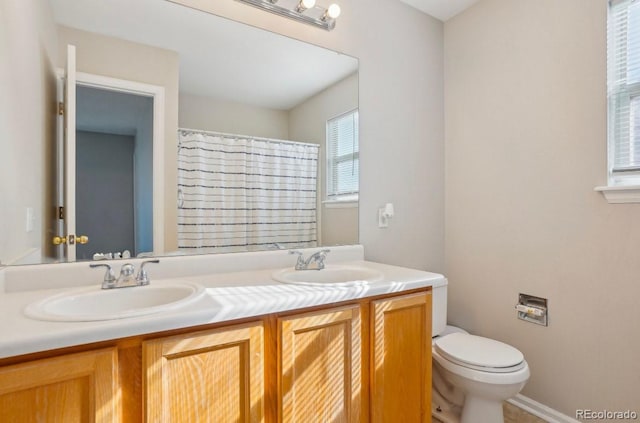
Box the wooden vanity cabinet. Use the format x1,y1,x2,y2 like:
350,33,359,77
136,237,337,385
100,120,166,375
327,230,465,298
276,290,432,423
0,347,120,423
371,292,432,423
0,288,432,423
277,304,364,423
143,321,265,423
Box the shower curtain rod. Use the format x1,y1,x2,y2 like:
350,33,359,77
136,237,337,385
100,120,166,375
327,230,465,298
179,128,320,149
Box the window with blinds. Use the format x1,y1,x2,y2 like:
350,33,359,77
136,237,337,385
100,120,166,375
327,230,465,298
608,0,640,185
326,110,359,201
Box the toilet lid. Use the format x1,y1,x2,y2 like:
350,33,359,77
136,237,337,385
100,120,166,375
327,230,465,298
434,333,524,370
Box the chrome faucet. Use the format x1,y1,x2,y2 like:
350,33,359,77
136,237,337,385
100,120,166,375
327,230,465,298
289,249,331,270
90,259,160,289
136,259,160,285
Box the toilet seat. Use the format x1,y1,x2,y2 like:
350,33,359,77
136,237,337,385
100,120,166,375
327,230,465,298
434,332,525,373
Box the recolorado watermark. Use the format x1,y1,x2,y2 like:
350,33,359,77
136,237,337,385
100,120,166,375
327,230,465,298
576,409,638,420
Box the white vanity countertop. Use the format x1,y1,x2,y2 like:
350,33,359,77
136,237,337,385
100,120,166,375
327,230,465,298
0,249,446,359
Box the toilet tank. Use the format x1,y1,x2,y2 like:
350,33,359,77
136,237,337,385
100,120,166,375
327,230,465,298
432,280,447,337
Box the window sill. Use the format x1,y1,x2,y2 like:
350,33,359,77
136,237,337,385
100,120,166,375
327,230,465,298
594,185,640,203
322,199,358,209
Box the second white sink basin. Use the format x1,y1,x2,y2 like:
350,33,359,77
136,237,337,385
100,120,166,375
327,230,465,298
24,281,205,322
272,264,384,286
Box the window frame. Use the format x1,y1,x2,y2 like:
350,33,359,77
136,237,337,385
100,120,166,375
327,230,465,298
597,0,640,202
325,109,359,205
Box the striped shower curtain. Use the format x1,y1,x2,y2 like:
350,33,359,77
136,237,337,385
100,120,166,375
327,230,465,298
177,129,319,253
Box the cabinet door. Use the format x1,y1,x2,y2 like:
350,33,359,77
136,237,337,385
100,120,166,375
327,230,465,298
279,305,363,423
144,322,264,423
0,347,120,422
371,292,432,423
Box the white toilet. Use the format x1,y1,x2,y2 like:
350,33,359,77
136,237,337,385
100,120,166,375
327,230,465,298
431,284,530,423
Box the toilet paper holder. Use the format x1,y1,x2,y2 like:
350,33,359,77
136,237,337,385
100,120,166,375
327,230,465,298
516,293,548,326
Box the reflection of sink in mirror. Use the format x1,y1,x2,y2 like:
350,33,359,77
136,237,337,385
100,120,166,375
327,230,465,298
272,265,384,286
24,281,205,322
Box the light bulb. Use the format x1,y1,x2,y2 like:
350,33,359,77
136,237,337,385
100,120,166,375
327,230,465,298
326,4,341,19
300,0,316,10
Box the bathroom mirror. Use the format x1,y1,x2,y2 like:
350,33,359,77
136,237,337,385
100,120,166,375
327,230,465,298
0,0,358,265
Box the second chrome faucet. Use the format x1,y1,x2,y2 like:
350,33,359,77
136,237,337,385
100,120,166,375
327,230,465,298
90,259,160,289
289,249,330,270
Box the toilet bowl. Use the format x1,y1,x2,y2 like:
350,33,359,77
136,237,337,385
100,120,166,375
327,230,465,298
431,326,530,423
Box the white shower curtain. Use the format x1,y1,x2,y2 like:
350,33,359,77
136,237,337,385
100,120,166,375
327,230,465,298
177,129,319,253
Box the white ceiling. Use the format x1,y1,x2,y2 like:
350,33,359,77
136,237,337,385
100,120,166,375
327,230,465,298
399,0,480,21
50,0,358,110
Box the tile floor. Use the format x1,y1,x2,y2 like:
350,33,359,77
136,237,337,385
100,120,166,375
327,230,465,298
433,402,547,423
503,402,547,423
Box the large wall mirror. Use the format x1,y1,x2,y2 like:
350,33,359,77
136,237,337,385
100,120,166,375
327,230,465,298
0,0,359,266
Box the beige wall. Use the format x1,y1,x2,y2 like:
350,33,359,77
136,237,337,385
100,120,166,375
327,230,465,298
179,93,289,139
319,203,358,247
170,0,445,271
0,0,57,264
56,26,180,252
445,0,638,414
289,73,359,246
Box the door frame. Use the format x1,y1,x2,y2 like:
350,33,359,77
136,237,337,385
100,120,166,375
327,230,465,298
56,70,166,256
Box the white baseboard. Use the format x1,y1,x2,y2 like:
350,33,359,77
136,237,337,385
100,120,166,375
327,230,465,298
508,394,580,423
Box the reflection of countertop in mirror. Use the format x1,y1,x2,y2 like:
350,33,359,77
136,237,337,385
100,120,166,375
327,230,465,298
0,246,446,359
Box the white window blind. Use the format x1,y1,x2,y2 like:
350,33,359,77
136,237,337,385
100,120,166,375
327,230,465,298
608,0,640,184
326,110,359,200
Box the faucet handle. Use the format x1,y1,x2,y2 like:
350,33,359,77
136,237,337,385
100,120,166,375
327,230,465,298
313,249,331,270
136,259,160,285
90,263,116,289
289,250,306,269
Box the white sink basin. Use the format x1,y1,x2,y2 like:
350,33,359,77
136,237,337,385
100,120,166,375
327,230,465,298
272,264,384,286
24,281,205,322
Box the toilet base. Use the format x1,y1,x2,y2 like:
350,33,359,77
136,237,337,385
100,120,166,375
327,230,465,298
432,407,460,423
460,396,504,423
432,396,505,423
432,386,462,423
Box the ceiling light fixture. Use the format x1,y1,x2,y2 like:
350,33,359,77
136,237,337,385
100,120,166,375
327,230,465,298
235,0,341,31
296,0,316,13
323,3,341,20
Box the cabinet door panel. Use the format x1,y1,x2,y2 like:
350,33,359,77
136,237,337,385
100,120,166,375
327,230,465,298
0,348,120,423
279,305,363,423
144,322,264,423
371,292,432,423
